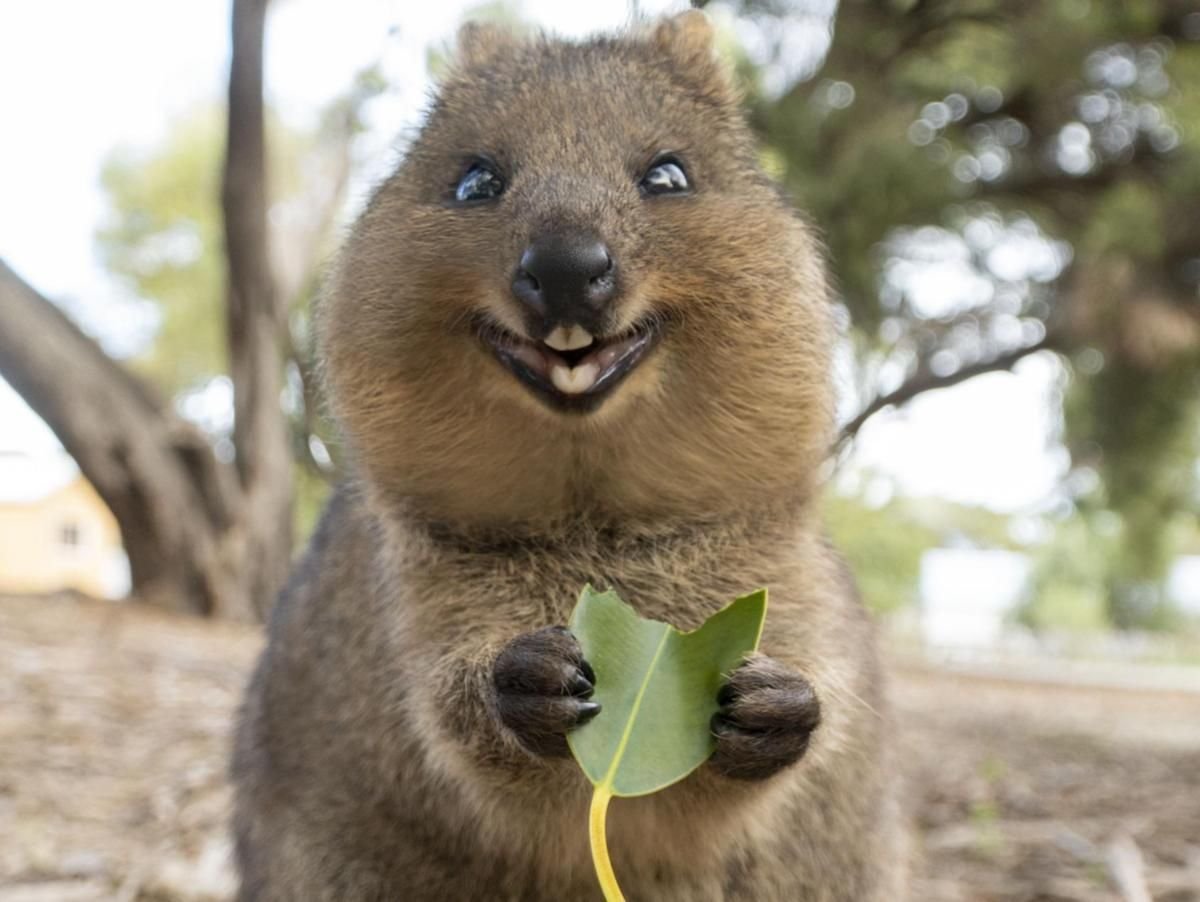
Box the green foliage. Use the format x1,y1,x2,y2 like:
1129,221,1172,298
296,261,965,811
1021,498,1199,633
293,462,333,543
1021,515,1113,632
98,109,225,395
1080,182,1165,261
94,78,379,542
98,107,333,395
824,493,938,614
568,586,766,901
1025,584,1110,633
730,0,1200,629
1064,356,1200,626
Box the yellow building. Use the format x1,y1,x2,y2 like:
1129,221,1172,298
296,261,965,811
0,452,128,599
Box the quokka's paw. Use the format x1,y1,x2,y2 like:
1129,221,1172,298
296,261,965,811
710,655,821,781
492,626,600,757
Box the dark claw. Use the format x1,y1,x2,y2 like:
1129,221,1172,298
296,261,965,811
716,681,738,707
568,669,595,698
493,628,600,757
575,701,602,724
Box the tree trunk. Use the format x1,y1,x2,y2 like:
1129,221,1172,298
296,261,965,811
221,0,293,620
0,0,292,622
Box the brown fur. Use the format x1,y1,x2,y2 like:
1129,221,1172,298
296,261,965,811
232,12,909,900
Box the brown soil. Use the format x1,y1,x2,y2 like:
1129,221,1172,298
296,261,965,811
1,593,1197,901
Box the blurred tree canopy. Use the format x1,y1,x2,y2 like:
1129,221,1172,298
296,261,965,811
98,106,344,396
712,0,1200,628
99,110,227,397
826,489,1021,615
93,71,384,536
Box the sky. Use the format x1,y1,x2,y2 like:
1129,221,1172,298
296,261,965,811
0,0,1065,514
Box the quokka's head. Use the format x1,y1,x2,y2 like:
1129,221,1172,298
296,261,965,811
320,11,835,529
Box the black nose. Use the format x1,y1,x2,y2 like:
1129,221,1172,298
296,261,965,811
511,235,616,330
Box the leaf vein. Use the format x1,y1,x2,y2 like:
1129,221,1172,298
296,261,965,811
601,623,672,791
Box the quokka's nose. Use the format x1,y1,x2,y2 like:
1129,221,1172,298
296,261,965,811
511,235,617,332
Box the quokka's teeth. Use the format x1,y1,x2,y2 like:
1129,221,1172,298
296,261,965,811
544,324,595,352
544,326,571,351
565,325,595,350
550,362,599,395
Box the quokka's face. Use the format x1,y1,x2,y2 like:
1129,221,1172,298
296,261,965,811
320,14,835,525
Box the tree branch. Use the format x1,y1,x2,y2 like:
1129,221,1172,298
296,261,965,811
0,260,236,613
284,325,338,480
836,333,1061,450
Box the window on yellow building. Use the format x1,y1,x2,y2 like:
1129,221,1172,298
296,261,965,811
60,522,81,548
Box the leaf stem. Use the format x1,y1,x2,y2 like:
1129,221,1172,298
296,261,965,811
588,785,624,902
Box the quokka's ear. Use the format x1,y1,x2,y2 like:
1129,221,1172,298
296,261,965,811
455,20,519,69
651,10,736,100
652,9,717,69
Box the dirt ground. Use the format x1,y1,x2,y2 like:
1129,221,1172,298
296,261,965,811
1,593,1197,902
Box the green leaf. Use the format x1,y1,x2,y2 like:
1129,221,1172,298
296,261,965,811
567,585,767,901
568,585,768,795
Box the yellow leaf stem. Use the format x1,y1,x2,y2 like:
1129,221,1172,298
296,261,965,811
588,784,624,902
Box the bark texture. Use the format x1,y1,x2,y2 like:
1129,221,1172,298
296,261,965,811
221,0,293,619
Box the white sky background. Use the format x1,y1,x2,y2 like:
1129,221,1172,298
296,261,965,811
0,0,1065,513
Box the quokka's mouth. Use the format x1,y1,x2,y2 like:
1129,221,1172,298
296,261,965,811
478,317,661,413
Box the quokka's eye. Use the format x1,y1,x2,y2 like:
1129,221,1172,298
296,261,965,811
639,156,690,195
455,162,505,203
